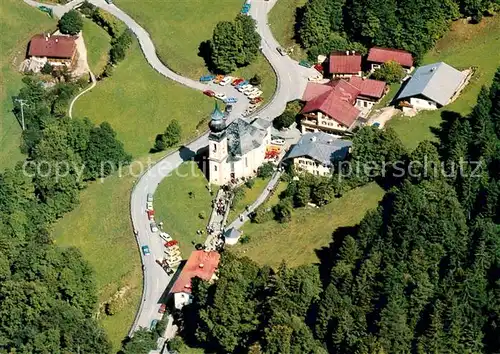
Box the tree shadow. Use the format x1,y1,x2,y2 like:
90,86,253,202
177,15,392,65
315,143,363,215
293,6,306,43
315,225,359,286
198,40,216,73
431,110,463,159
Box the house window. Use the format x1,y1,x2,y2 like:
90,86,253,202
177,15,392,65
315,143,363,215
214,165,217,172
363,101,368,107
245,157,248,168
213,143,217,152
428,101,433,105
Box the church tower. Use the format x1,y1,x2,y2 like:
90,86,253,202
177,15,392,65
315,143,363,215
208,102,228,185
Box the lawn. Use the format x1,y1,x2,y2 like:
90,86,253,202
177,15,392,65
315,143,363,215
387,17,500,151
114,0,277,96
231,183,385,268
228,177,271,223
52,160,145,352
0,0,55,170
73,38,214,158
82,18,111,74
268,0,308,61
153,161,215,258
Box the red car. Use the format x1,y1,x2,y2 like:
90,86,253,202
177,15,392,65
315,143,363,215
203,90,215,97
250,97,264,104
232,78,244,86
158,303,167,314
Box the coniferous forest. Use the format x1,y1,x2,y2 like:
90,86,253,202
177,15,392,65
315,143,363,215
181,68,500,353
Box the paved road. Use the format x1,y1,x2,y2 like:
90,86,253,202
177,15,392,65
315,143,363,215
23,0,314,335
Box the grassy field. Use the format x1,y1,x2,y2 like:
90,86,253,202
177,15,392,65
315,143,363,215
82,18,111,74
73,38,214,157
52,161,144,352
387,17,500,151
0,0,55,170
115,0,277,96
228,177,270,222
232,183,385,268
268,0,308,61
153,161,215,258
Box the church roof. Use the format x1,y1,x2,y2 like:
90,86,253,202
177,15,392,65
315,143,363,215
226,117,269,160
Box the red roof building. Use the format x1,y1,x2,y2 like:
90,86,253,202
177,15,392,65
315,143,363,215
348,76,387,100
170,250,220,295
301,80,361,130
28,34,76,59
367,47,413,69
329,52,362,77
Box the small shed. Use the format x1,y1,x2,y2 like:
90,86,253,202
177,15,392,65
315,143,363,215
224,227,242,245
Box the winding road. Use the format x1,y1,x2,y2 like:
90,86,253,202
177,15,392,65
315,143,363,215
23,0,315,336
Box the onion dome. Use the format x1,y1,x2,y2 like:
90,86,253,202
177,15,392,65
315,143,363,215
208,101,226,133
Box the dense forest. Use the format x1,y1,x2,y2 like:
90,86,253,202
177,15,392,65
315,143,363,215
299,0,500,59
181,68,500,353
0,77,130,352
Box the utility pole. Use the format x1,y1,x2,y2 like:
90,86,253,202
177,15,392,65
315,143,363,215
15,99,28,131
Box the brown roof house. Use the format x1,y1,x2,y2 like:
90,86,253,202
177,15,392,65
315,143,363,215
348,76,387,117
300,80,361,134
367,47,414,74
329,51,362,78
26,33,78,72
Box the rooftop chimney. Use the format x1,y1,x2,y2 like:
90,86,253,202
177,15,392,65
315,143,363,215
199,263,204,268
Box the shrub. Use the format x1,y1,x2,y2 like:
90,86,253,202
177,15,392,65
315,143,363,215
78,1,96,17
249,74,261,85
245,178,255,189
371,60,405,83
164,119,182,147
273,198,292,223
41,62,53,75
257,162,274,178
168,337,186,351
58,10,83,35
231,187,245,209
273,110,296,130
251,206,273,223
240,234,251,244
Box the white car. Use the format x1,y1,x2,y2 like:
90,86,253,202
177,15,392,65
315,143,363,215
219,76,233,86
215,92,227,101
150,222,159,233
245,88,260,96
159,232,172,242
238,84,253,92
271,138,285,146
248,90,263,99
308,74,322,81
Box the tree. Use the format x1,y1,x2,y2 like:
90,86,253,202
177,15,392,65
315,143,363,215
211,21,239,73
273,198,293,223
153,133,167,152
58,10,83,35
41,62,53,75
122,329,157,354
249,74,262,86
257,162,274,178
234,15,261,66
164,119,182,148
273,110,296,130
371,60,406,83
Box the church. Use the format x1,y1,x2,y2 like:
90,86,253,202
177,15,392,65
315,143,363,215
208,103,271,185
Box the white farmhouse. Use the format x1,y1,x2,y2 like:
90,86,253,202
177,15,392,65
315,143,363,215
396,62,468,112
208,103,271,185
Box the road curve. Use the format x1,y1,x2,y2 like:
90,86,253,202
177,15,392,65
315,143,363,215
23,0,316,335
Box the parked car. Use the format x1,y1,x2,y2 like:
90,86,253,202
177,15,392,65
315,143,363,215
219,76,233,86
276,47,286,56
271,138,285,146
232,78,244,86
105,0,113,4
199,74,215,82
203,90,215,97
245,88,260,96
241,3,251,14
159,232,172,242
158,304,167,314
250,96,264,104
141,245,151,256
150,222,158,233
248,90,263,99
224,97,238,104
215,92,227,101
236,80,249,88
237,84,252,92
150,319,158,330
147,193,153,202
372,122,381,128
299,60,313,68
213,75,224,84
225,104,233,113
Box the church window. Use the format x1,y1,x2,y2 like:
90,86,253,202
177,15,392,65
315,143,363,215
213,144,217,152
214,165,217,172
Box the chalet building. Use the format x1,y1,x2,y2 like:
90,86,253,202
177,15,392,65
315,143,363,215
329,51,362,78
169,250,220,309
367,47,414,74
27,33,77,71
348,76,387,117
285,132,352,176
396,62,467,112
